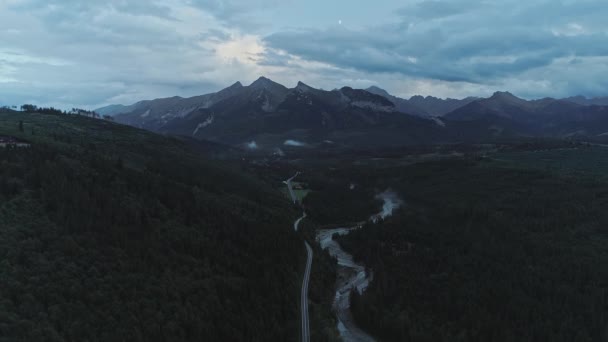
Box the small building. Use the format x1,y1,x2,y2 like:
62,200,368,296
0,136,31,148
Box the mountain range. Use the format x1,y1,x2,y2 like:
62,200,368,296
97,77,608,148
364,86,479,117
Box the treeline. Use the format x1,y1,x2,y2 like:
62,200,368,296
337,160,608,342
16,104,114,121
0,112,304,341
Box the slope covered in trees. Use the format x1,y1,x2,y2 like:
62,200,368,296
0,111,304,341
336,159,608,342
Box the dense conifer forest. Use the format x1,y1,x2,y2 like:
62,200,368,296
5,109,608,342
0,112,305,341
334,160,608,342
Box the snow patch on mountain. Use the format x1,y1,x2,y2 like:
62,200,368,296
284,139,306,147
192,115,214,136
351,101,394,112
432,116,446,127
338,91,351,105
259,95,271,112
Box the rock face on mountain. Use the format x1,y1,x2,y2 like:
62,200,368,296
563,96,608,106
109,77,452,147
110,81,245,131
365,86,479,117
444,91,608,137
94,104,138,116
408,95,480,117
104,79,608,148
365,86,429,117
446,92,534,122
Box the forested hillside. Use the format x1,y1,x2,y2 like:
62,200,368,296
337,159,608,342
0,112,304,341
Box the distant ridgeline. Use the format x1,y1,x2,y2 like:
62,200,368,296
93,77,608,149
2,104,115,121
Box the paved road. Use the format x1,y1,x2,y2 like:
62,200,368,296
301,241,313,342
283,172,300,203
296,211,311,342
285,172,312,342
294,212,307,231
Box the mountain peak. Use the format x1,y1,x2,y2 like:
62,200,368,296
250,76,278,88
295,81,314,92
215,81,244,97
366,86,390,97
491,91,519,100
230,81,243,88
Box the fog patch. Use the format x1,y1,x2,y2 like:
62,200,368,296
273,148,285,156
284,139,306,147
371,190,403,223
431,116,446,127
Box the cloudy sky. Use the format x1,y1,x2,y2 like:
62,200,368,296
1,0,607,109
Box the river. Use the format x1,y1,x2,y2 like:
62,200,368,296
316,189,402,341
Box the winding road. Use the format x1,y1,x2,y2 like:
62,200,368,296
283,171,300,204
301,242,313,342
285,172,312,342
294,212,307,231
285,171,400,341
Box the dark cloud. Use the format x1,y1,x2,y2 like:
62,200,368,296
1,0,608,108
263,0,608,96
10,0,176,20
398,0,475,20
189,0,287,30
